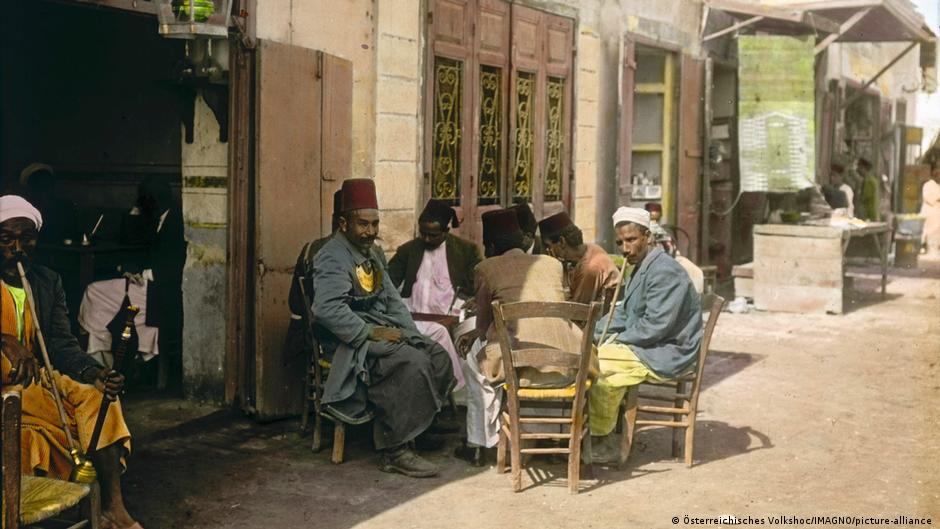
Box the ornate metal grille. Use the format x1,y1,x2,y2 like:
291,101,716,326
432,57,462,204
544,76,565,202
478,65,502,205
512,71,535,201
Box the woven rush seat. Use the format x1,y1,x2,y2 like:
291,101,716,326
516,379,592,399
17,475,91,525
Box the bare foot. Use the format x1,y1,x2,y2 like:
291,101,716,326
102,507,137,529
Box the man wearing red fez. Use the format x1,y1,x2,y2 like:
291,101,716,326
387,199,482,392
454,209,585,466
540,211,618,305
310,179,455,477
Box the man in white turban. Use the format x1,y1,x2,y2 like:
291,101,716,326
0,195,144,529
589,207,703,462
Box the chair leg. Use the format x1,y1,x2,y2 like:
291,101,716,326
685,418,696,468
331,422,346,464
311,412,323,453
510,428,523,492
300,387,311,436
156,352,169,391
619,386,638,468
568,425,582,494
672,384,684,458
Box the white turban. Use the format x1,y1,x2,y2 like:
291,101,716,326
612,207,650,229
0,195,43,230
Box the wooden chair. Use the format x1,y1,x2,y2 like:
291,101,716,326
2,388,101,529
619,294,725,468
296,275,355,464
492,300,601,494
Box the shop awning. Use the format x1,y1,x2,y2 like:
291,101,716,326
703,0,937,92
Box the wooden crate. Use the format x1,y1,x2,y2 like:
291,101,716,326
753,224,844,314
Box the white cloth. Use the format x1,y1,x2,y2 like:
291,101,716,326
612,207,650,229
840,183,855,218
921,179,940,253
79,278,159,361
0,195,43,230
461,338,503,448
401,243,466,390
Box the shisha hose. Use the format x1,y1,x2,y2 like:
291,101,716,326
598,258,630,346
15,260,97,483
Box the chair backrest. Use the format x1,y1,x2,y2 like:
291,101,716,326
2,388,22,529
492,300,601,410
689,294,725,411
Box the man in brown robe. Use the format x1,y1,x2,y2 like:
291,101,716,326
540,211,618,305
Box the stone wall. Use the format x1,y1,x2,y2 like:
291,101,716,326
181,93,229,401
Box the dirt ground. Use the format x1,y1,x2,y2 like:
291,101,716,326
121,257,940,529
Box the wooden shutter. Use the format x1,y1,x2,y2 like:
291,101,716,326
251,42,352,419
619,36,636,206
541,13,574,217
320,54,353,228
677,54,704,263
468,0,511,241
509,4,542,214
425,0,475,225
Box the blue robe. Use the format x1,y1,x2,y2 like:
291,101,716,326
311,233,455,449
594,247,703,378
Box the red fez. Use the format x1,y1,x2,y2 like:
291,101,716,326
858,157,872,169
830,162,845,173
643,202,662,213
482,209,522,242
332,188,343,214
340,178,378,212
538,211,574,239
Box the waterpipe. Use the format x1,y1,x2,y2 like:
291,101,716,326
84,303,138,458
15,259,97,484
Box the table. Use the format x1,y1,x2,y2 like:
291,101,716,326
752,222,891,314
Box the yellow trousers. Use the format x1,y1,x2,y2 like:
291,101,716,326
588,343,661,436
2,356,131,478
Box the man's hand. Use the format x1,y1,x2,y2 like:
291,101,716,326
461,297,477,315
92,368,125,400
122,271,144,287
1,333,39,387
369,326,403,343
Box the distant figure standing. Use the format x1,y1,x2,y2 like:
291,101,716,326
921,168,940,255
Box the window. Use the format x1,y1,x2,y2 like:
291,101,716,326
426,0,573,242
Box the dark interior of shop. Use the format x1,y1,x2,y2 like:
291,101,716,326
1,0,187,390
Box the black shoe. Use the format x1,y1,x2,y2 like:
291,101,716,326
413,433,446,452
379,447,440,478
454,443,486,467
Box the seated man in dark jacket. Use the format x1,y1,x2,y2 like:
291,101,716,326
311,179,455,477
0,195,142,529
387,199,481,390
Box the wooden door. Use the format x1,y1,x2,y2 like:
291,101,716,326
618,36,636,206
677,54,704,262
251,41,352,419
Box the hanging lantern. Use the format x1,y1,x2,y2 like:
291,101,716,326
157,0,232,39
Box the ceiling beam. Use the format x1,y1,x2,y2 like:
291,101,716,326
703,15,764,43
814,7,871,55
